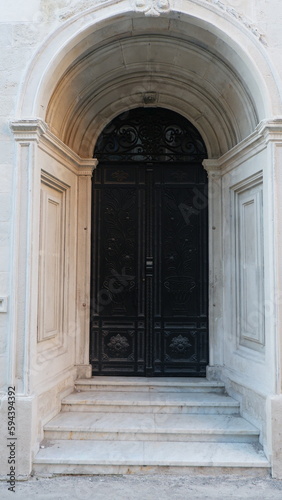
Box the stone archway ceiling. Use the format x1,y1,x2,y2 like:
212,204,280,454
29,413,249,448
46,16,260,158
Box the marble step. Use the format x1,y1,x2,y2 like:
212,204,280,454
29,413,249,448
44,411,259,443
75,377,225,393
62,390,240,415
33,439,269,475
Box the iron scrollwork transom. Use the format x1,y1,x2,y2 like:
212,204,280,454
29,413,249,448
94,108,207,162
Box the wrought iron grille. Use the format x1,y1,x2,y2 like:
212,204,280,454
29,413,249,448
94,108,207,162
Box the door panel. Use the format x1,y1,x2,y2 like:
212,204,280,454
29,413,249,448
154,165,208,375
90,162,208,376
90,164,145,375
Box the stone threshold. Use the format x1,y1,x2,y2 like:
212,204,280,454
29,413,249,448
33,440,269,471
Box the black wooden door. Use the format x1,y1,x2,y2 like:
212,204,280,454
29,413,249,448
90,108,208,376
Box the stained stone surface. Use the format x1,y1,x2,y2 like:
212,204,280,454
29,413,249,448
1,474,282,500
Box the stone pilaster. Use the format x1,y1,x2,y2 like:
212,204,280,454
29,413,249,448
203,159,224,377
76,159,97,378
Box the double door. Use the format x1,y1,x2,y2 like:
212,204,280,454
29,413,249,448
90,161,208,376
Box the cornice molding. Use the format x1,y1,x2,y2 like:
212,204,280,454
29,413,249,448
10,119,97,174
10,119,48,142
203,118,282,175
11,118,282,177
257,118,282,142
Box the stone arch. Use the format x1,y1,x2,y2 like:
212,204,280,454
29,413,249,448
17,0,281,158
9,3,282,476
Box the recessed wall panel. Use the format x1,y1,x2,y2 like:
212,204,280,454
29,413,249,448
233,174,264,352
38,174,66,342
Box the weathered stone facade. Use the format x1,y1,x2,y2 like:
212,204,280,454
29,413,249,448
1,0,282,478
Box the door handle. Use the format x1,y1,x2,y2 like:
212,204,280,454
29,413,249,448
145,257,153,276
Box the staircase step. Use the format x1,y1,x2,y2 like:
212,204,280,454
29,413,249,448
44,411,259,443
75,377,225,393
34,378,268,475
33,439,269,475
62,390,240,415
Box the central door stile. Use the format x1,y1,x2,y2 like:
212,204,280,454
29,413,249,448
145,166,154,376
137,165,146,375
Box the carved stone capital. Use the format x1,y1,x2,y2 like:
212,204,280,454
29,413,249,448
202,159,222,178
77,158,98,176
10,119,48,143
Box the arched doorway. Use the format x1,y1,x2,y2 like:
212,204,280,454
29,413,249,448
9,0,282,475
90,107,208,376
